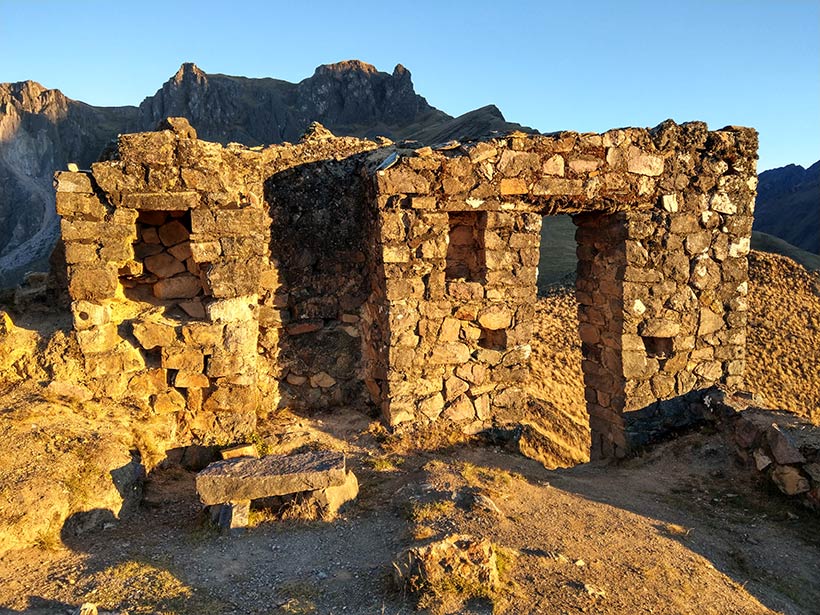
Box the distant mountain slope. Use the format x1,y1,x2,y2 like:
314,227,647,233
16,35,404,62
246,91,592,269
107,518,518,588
753,161,819,254
0,60,533,287
750,230,820,271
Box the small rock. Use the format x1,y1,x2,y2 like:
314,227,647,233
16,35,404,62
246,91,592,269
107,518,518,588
771,465,810,496
766,424,806,465
753,449,772,471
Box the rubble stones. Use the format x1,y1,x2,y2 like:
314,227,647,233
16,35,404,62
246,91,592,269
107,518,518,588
393,534,501,612
714,397,820,511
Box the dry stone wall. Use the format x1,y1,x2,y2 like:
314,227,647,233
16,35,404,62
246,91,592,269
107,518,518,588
54,117,757,458
370,122,758,457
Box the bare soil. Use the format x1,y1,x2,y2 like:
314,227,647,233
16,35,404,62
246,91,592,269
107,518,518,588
1,414,818,615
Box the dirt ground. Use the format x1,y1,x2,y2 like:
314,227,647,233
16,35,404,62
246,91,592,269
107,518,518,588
1,249,819,614
1,411,818,615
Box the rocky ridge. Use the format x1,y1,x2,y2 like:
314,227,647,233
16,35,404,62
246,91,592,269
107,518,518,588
753,160,819,254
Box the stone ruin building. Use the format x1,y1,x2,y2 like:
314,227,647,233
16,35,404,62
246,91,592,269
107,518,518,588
53,117,758,459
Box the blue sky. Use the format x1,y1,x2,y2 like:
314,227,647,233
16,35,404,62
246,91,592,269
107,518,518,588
1,0,817,172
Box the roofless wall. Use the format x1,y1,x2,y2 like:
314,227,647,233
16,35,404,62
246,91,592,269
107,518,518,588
54,118,757,458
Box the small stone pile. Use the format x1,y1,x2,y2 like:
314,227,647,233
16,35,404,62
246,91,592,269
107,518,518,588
125,210,206,316
393,534,501,614
708,391,820,510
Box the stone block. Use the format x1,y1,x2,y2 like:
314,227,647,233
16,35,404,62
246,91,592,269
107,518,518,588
214,500,251,531
76,323,120,354
698,308,724,337
145,252,186,278
175,370,210,388
85,342,145,378
301,470,359,520
54,171,94,193
626,146,664,176
766,424,806,465
154,388,186,414
153,274,202,299
133,320,177,349
71,300,111,331
443,395,475,422
429,342,471,365
182,322,224,347
310,372,336,388
64,242,100,264
196,450,347,505
477,306,512,330
190,240,222,261
771,465,810,496
128,369,168,398
208,296,257,322
56,193,107,219
179,300,206,319
122,191,199,211
221,444,259,460
419,393,444,420
638,319,680,338
162,347,205,371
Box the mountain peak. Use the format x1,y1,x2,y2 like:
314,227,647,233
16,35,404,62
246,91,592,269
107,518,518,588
315,60,378,77
173,62,207,84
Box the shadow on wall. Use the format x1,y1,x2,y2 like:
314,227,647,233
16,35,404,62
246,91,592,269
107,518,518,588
262,155,378,418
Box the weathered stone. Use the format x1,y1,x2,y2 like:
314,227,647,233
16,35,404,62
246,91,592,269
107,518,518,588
128,369,167,398
639,319,680,338
68,266,118,301
499,177,528,195
133,320,177,349
444,376,469,401
54,171,94,194
766,424,806,465
443,395,475,421
144,252,186,278
175,370,210,388
162,347,204,372
76,323,120,354
179,300,206,319
154,388,186,414
477,306,512,330
698,308,725,336
626,146,664,176
419,393,445,420
393,535,500,611
71,300,111,331
771,465,810,496
429,342,471,365
196,450,347,505
310,372,336,388
208,296,257,322
753,449,772,471
221,444,259,460
301,470,359,520
46,381,94,403
214,500,250,531
153,274,202,299
122,191,198,211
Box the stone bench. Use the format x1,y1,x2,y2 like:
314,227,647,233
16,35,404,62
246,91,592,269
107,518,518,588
196,449,358,529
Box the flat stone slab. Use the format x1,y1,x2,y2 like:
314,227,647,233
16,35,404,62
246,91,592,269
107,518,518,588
196,450,346,505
